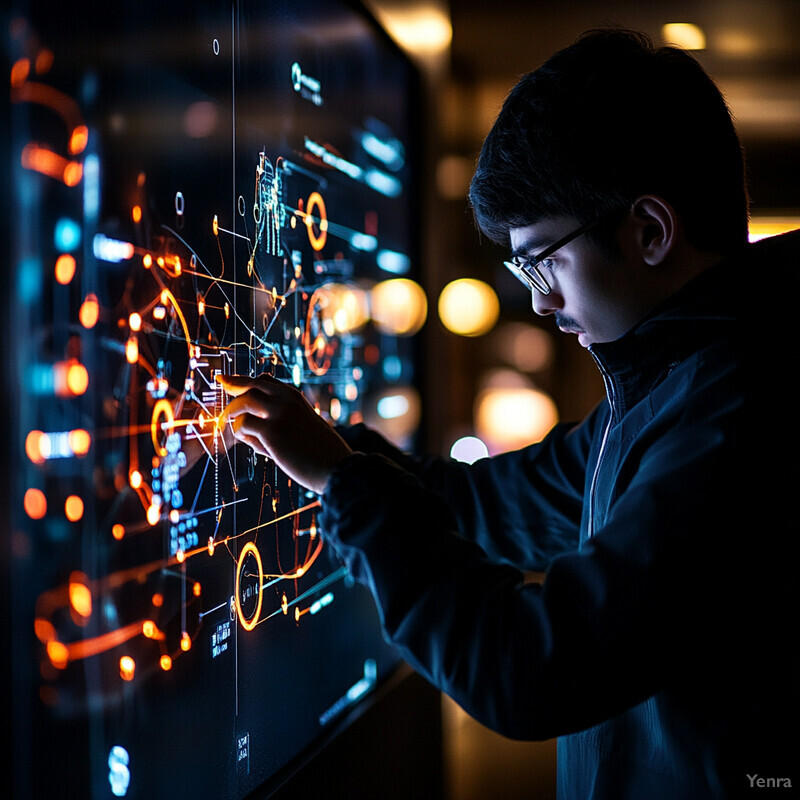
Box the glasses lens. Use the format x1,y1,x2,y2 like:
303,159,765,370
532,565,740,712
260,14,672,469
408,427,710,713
504,259,548,294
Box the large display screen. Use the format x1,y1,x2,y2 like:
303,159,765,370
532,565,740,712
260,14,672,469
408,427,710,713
5,2,420,797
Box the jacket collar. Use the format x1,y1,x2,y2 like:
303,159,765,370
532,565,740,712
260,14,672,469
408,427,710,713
587,248,742,415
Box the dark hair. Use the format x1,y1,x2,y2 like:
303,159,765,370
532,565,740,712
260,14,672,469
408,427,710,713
469,29,749,255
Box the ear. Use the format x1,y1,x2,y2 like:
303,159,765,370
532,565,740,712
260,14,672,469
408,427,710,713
629,195,677,266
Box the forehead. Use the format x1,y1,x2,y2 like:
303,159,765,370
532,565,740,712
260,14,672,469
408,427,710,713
509,216,576,255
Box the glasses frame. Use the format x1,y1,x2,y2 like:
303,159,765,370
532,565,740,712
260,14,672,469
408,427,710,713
503,219,599,295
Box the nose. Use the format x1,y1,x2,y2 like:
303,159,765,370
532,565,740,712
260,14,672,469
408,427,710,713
531,287,559,316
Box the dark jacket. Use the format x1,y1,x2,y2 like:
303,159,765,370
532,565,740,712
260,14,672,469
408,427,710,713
320,231,799,799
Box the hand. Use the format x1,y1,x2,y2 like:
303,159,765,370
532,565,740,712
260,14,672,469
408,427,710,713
216,373,352,494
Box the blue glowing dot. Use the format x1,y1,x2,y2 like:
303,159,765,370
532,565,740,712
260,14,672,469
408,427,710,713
382,355,403,381
54,218,82,252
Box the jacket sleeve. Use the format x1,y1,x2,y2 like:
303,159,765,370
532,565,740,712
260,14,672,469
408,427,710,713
319,393,746,741
336,412,600,571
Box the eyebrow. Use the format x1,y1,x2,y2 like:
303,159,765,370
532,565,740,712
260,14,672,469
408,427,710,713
510,235,553,260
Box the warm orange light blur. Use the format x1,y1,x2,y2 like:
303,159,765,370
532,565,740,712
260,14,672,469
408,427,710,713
142,620,157,638
180,632,192,652
438,278,499,337
119,655,136,681
10,57,30,87
160,654,173,671
22,144,79,185
25,430,46,464
79,293,100,328
112,523,125,540
24,487,47,519
129,470,143,489
68,125,89,155
68,429,91,456
193,582,202,597
475,384,559,454
151,593,164,607
661,22,706,50
129,312,142,332
69,572,92,618
64,361,89,395
370,278,428,336
132,205,142,223
126,335,139,364
47,640,69,669
143,253,153,268
62,160,83,187
55,254,76,284
65,495,84,522
147,503,161,526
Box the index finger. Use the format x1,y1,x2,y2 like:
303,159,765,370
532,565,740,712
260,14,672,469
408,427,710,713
215,372,282,397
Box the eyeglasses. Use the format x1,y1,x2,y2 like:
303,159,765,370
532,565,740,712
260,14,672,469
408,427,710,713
503,219,599,295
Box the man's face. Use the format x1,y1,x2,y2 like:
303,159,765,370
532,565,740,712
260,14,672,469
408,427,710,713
508,216,652,347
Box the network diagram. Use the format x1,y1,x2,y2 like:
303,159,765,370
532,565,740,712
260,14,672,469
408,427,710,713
9,3,420,796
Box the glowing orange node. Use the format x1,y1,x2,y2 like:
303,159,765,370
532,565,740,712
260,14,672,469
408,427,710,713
24,487,47,520
125,335,139,364
65,495,84,522
25,430,46,464
10,58,30,87
55,254,76,284
193,582,201,597
69,572,92,618
160,654,173,671
69,125,89,155
79,294,100,328
112,523,125,540
65,361,89,395
169,508,180,523
129,312,142,332
143,253,153,268
153,305,166,320
305,191,328,251
180,633,191,652
47,640,69,670
142,620,157,638
68,428,91,456
132,205,142,223
151,593,164,608
119,655,135,681
62,161,83,187
147,503,161,526
129,470,143,489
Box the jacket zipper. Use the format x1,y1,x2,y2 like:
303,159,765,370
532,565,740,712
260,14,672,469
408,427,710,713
587,350,616,539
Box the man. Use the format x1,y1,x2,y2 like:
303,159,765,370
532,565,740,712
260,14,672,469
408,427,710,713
220,30,796,799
